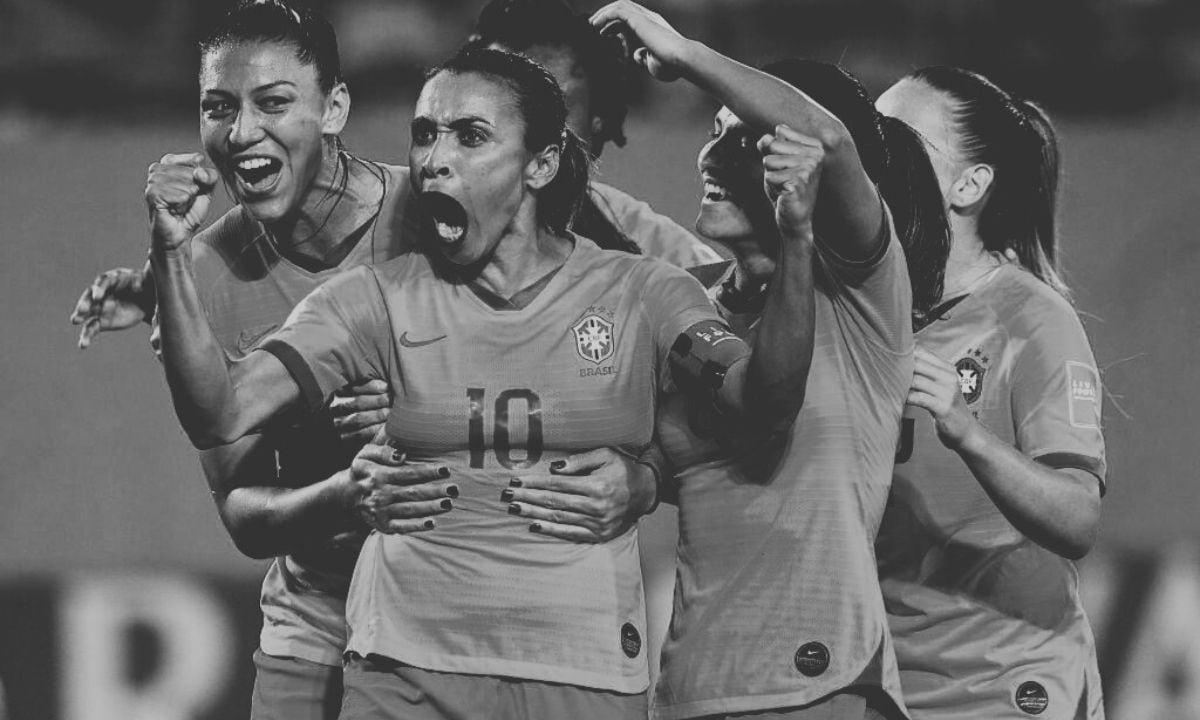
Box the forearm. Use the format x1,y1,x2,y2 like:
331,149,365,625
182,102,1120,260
740,234,815,428
221,475,360,559
954,422,1102,560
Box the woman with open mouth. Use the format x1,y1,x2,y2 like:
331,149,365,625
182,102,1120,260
146,46,820,720
589,3,951,719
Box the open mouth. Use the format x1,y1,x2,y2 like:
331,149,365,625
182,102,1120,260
419,191,469,246
701,173,734,203
232,156,283,194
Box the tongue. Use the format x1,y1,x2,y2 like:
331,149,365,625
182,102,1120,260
420,191,469,243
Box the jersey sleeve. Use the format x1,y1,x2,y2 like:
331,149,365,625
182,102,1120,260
1010,302,1107,491
258,266,390,414
815,195,913,356
639,261,742,394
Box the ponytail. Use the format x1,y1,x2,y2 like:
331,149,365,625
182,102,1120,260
538,129,592,235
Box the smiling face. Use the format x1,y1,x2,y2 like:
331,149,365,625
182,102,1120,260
409,71,541,266
695,107,776,247
199,41,345,223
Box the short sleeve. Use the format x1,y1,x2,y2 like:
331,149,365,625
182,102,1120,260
815,197,913,356
258,266,390,414
1011,304,1107,491
639,261,730,391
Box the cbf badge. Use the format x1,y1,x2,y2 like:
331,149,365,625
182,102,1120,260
572,311,615,364
955,348,989,404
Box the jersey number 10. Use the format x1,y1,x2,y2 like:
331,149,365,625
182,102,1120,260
467,388,544,469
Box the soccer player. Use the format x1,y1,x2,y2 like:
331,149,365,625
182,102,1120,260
875,67,1107,719
146,47,818,720
69,3,662,719
467,0,722,268
588,4,951,718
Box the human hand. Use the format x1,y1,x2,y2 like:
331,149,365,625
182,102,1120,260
591,1,689,82
504,447,656,542
145,152,219,253
906,347,978,450
348,444,456,534
330,379,391,446
759,124,824,243
68,267,154,348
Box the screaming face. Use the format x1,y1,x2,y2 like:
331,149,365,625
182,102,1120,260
409,71,541,266
695,107,776,247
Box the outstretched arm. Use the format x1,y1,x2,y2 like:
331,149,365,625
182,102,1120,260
591,1,882,260
146,152,300,447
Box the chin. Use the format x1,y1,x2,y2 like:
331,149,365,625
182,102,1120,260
238,194,294,225
695,205,756,244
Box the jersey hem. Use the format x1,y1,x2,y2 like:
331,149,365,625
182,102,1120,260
346,642,649,695
654,676,900,720
258,637,344,667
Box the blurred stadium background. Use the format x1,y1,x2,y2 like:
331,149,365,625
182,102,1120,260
2,0,1200,717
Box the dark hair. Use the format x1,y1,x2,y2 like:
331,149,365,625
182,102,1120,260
428,48,591,235
761,59,950,321
467,0,630,154
908,66,1068,298
199,0,342,94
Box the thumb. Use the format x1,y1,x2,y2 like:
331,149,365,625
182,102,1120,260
550,447,614,475
193,165,221,190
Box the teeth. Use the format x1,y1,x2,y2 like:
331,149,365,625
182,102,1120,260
237,158,274,170
435,221,464,242
703,180,729,201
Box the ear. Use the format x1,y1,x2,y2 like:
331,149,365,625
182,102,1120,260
948,163,994,211
321,82,351,136
524,144,561,191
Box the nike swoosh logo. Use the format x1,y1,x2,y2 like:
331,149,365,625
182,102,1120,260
236,324,279,353
399,332,447,348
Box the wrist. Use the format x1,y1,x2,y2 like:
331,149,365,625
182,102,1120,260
634,459,662,516
947,414,987,455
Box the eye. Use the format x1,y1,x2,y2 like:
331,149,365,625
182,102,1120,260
201,99,234,119
259,95,291,112
458,126,486,147
411,122,436,146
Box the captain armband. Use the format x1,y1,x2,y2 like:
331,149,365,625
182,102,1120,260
669,320,750,409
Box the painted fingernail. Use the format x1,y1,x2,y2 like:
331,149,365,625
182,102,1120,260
550,460,566,471
440,499,453,510
423,519,435,530
509,478,523,488
391,450,405,463
508,503,522,516
446,485,459,498
437,467,450,478
500,489,514,502
529,523,542,533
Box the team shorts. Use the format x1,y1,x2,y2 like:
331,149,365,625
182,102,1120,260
250,648,343,720
340,652,649,720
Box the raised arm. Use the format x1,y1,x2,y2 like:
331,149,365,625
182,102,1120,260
591,1,882,260
146,152,301,447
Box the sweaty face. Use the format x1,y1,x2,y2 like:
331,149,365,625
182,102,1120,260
695,107,774,245
200,41,333,223
409,71,537,266
875,78,963,203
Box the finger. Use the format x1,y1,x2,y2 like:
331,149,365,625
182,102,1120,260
78,317,101,349
381,518,438,535
372,495,454,519
193,165,220,190
508,473,592,497
771,124,823,147
70,287,94,323
353,444,408,467
527,520,602,544
330,394,391,416
375,463,452,487
338,425,385,447
905,390,939,413
549,447,626,476
158,152,208,167
335,379,390,397
333,408,390,432
504,487,600,516
508,502,600,532
758,134,823,159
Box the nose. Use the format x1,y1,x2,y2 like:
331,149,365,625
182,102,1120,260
417,134,452,181
229,108,264,148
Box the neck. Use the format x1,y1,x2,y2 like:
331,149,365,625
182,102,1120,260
266,147,384,268
942,218,996,299
710,236,776,290
475,208,573,299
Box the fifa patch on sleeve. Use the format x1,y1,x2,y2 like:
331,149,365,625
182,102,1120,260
1066,361,1100,429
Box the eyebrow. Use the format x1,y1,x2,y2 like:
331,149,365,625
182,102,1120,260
412,115,495,129
202,81,298,95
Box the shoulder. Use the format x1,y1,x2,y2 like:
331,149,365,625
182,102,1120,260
191,206,258,262
589,181,721,267
990,266,1085,337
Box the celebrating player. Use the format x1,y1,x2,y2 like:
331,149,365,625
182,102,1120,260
69,2,665,718
467,0,721,267
875,66,1107,719
588,3,954,718
148,47,817,719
